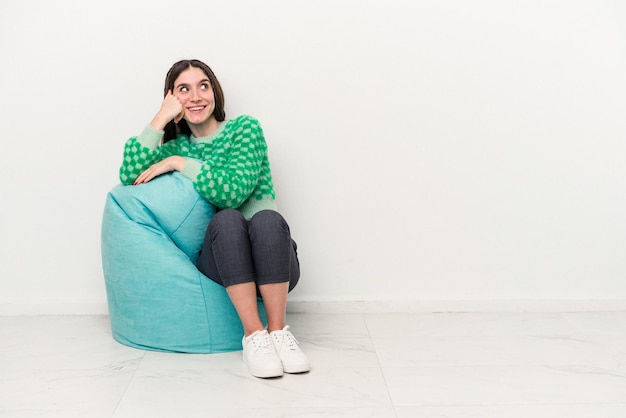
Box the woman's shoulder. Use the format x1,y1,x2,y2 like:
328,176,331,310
226,114,262,128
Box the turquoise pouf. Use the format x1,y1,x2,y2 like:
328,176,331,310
101,172,265,353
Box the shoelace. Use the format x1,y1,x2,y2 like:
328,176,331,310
273,326,300,351
249,331,275,355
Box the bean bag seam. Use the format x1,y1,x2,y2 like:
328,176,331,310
169,194,203,239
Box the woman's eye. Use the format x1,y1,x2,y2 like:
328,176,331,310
180,86,189,92
201,84,209,90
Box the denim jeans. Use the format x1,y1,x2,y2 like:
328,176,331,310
196,209,300,292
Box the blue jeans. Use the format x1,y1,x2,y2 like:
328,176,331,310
196,209,300,291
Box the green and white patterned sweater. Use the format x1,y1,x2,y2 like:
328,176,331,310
119,115,277,219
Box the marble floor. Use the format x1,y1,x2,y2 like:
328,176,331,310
1,312,626,417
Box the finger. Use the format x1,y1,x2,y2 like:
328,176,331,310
174,109,184,123
133,171,144,185
137,172,153,184
137,163,163,184
134,167,153,185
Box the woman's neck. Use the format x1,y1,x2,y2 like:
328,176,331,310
188,116,221,138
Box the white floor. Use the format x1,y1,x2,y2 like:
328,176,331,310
1,312,626,417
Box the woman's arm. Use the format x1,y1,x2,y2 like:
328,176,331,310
119,92,185,185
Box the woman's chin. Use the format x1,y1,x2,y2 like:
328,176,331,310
185,114,207,125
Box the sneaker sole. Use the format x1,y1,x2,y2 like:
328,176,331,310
243,357,284,378
283,363,311,374
249,366,284,378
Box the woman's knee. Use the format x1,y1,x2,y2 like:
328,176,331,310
207,209,247,241
209,209,246,230
249,210,289,236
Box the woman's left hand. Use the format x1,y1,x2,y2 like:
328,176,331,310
133,156,187,185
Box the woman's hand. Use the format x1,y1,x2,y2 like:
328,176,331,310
133,156,187,185
150,90,184,130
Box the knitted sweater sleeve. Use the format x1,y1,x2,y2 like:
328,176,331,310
193,116,267,209
118,126,167,185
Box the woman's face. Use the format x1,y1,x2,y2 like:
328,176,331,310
173,66,216,126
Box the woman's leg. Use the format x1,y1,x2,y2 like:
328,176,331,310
258,282,289,333
226,282,265,336
248,210,300,332
196,209,264,336
249,210,309,373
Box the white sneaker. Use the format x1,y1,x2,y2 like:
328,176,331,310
270,325,311,374
242,330,284,378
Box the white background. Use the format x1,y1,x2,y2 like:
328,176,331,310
1,0,625,314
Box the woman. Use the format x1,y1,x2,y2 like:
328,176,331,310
119,59,309,378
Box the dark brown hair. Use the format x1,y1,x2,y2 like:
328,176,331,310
162,59,225,143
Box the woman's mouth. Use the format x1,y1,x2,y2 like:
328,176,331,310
188,106,206,113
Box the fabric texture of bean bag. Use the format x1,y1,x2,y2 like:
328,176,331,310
101,172,265,353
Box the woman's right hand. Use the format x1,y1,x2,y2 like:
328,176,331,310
150,90,184,130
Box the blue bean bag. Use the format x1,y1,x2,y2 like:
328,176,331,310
101,172,265,353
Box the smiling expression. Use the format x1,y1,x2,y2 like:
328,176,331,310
173,67,216,127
